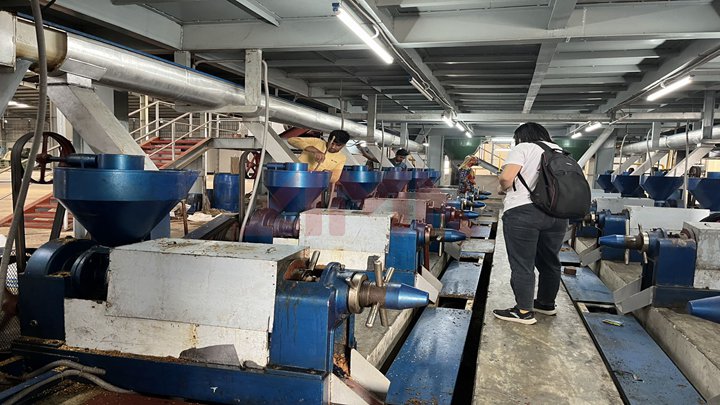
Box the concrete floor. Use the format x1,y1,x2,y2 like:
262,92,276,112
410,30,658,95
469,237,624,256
474,222,622,404
578,237,720,401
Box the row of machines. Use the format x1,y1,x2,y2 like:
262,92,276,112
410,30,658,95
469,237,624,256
243,164,485,300
0,156,488,404
577,170,720,322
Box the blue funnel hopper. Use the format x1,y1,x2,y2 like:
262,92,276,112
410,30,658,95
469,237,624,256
264,163,330,214
692,177,720,211
428,169,441,186
337,165,383,203
641,175,683,202
408,169,431,192
377,167,413,197
596,174,617,193
54,154,198,247
612,175,643,197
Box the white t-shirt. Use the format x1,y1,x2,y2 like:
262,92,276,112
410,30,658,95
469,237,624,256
502,141,562,212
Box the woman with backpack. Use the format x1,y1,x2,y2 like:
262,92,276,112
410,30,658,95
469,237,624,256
492,122,589,325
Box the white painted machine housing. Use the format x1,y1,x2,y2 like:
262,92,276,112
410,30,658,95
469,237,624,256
65,239,306,367
594,196,655,213
684,222,720,289
626,206,710,233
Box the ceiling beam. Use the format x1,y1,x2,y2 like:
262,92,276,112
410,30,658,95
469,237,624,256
57,0,183,49
225,0,280,26
181,3,720,51
352,0,460,112
547,0,577,30
598,39,720,112
523,0,577,113
523,42,559,113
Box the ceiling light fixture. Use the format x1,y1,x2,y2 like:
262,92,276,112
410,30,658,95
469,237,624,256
571,133,582,139
585,122,602,132
410,78,434,101
334,5,394,64
647,76,693,101
441,112,454,127
465,131,473,138
422,142,429,147
455,121,465,131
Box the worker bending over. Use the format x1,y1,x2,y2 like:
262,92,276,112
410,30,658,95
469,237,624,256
287,130,350,184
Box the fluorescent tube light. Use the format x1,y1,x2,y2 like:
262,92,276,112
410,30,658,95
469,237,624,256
585,122,602,132
571,133,582,139
441,113,454,127
335,7,394,64
410,78,434,101
422,142,429,147
455,122,465,131
465,131,472,138
646,76,692,101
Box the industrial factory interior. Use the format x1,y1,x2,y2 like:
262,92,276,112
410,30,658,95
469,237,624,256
0,0,720,403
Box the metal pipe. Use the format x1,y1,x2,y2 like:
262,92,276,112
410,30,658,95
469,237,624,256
11,16,422,151
621,125,720,155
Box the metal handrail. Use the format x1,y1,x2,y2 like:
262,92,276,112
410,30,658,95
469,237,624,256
148,121,211,158
129,118,160,136
132,113,191,143
128,99,174,117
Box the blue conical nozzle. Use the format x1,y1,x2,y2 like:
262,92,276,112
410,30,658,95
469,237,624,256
470,201,486,208
475,195,489,200
446,200,461,209
384,283,430,309
441,229,466,242
687,296,720,323
599,235,630,249
479,190,492,196
463,210,480,219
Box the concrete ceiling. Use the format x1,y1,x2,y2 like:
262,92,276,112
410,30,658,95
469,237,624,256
4,0,720,142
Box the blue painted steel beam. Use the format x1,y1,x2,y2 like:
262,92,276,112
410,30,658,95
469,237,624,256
582,312,703,404
386,307,472,405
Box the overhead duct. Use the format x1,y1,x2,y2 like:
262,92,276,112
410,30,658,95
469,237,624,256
8,14,422,152
621,126,720,155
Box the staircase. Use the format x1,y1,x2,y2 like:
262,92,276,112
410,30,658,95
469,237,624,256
0,193,73,230
140,136,210,169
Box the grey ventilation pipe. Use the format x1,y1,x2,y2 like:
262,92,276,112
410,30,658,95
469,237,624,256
621,125,720,155
9,14,422,152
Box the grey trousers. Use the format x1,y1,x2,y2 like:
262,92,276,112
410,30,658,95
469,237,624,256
502,204,569,311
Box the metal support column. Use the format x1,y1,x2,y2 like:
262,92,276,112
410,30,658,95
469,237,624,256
246,123,297,163
593,132,617,187
614,155,641,174
577,126,615,167
632,151,668,175
367,94,378,142
0,59,31,117
46,74,157,169
668,146,714,176
702,91,716,141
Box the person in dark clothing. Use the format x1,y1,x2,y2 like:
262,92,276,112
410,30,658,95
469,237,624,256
391,148,410,169
492,123,570,325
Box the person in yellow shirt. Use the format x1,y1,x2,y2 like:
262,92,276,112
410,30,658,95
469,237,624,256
287,130,350,184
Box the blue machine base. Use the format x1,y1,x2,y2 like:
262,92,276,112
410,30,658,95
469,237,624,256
559,243,581,265
10,341,329,404
385,307,472,405
561,266,614,304
439,261,482,300
582,312,703,405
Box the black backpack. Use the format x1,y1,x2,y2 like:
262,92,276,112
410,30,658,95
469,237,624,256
516,142,591,219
